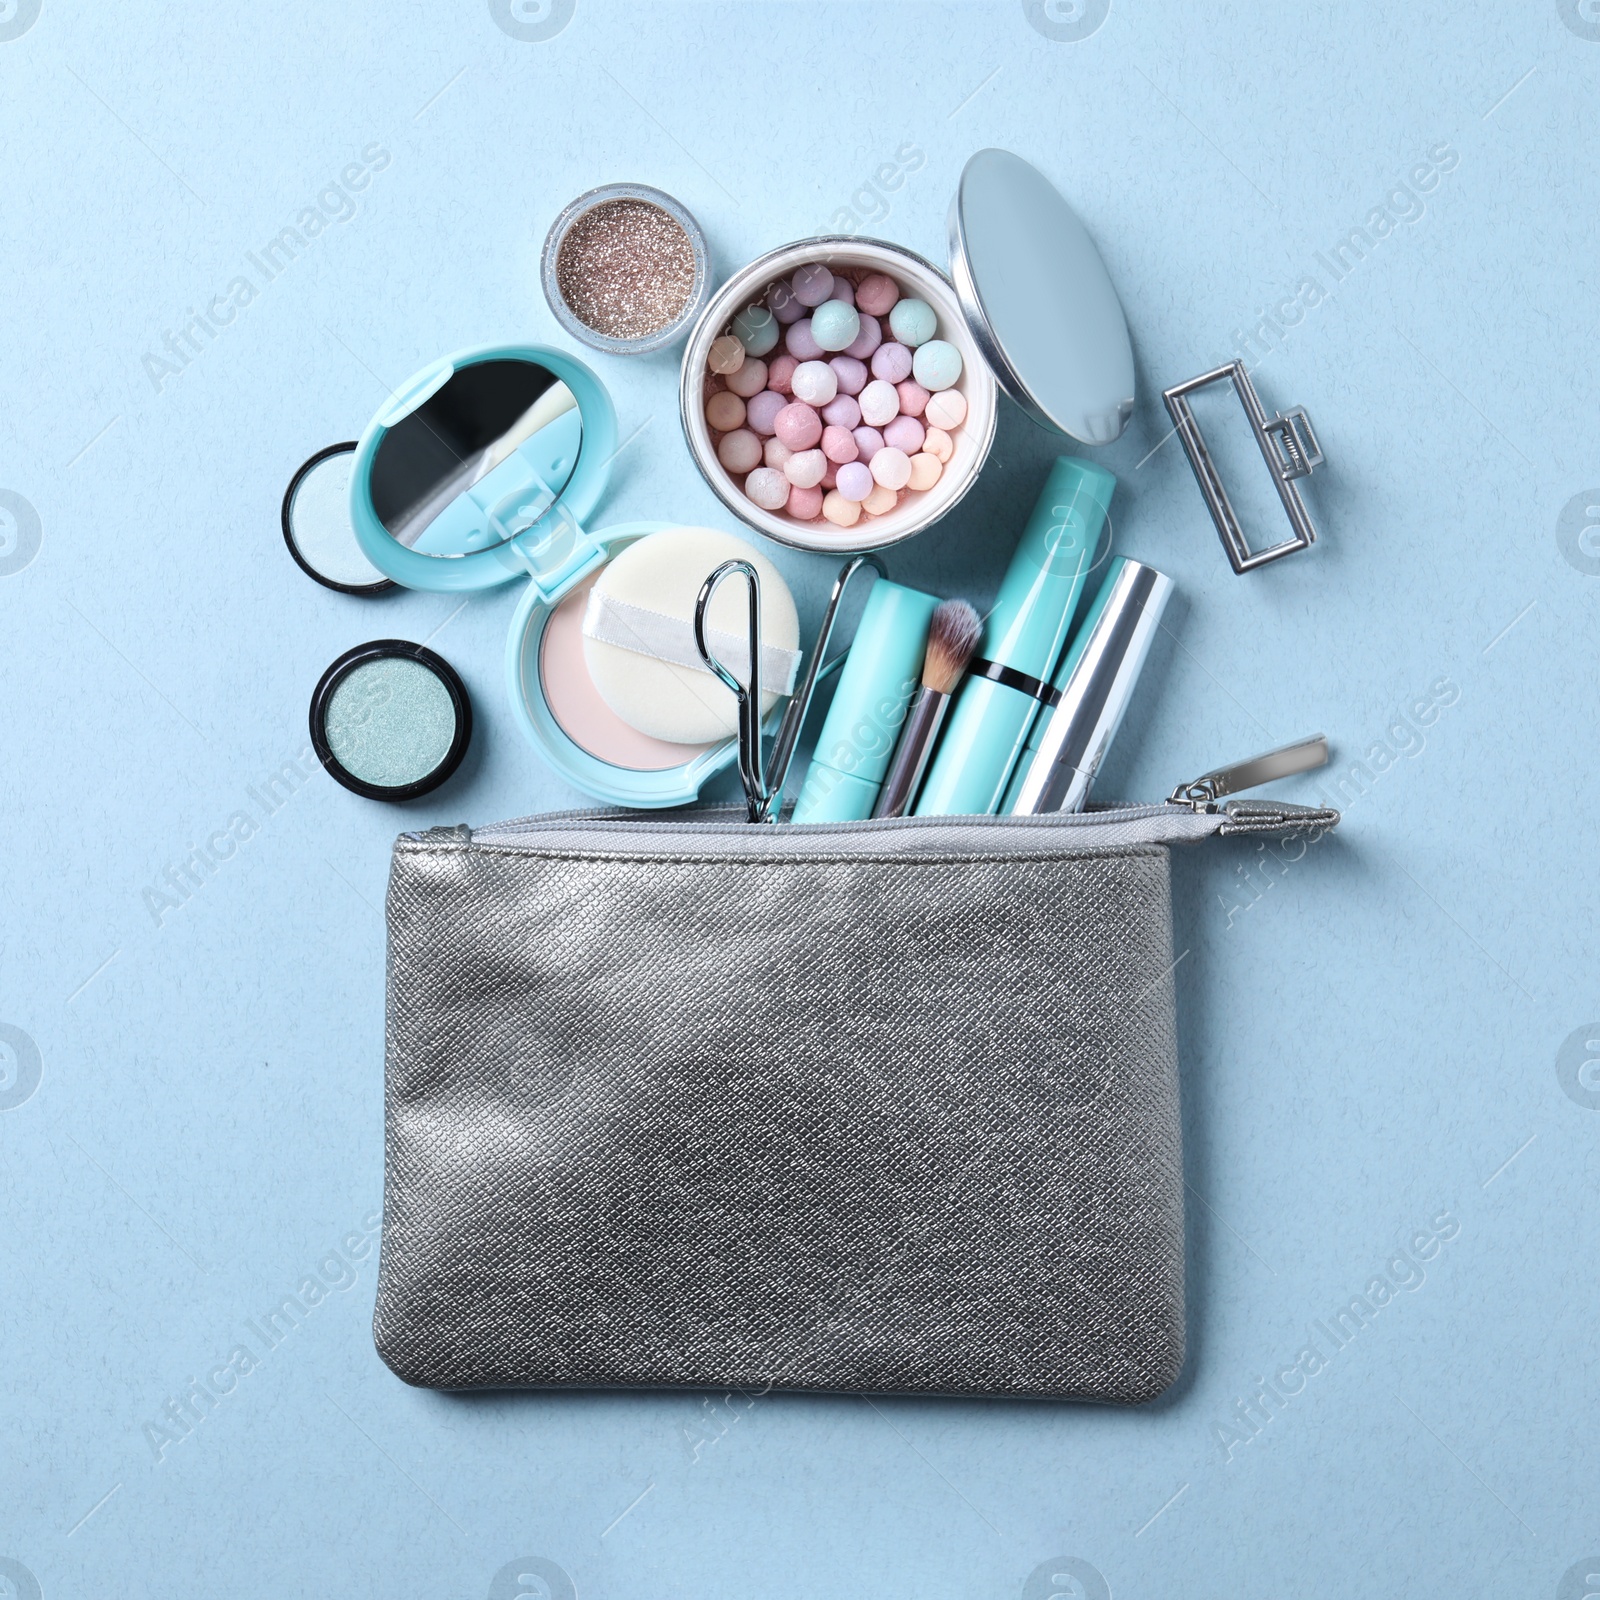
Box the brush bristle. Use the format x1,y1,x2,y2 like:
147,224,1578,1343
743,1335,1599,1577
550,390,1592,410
922,599,983,695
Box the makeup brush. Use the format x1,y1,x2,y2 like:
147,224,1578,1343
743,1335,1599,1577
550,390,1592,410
872,599,983,819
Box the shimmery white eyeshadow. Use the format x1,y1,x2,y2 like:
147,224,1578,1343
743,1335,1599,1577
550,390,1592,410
289,451,387,588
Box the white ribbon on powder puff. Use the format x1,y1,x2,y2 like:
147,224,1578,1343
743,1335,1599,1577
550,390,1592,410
581,589,800,693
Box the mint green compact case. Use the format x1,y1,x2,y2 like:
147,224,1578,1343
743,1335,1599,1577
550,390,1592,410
347,342,746,808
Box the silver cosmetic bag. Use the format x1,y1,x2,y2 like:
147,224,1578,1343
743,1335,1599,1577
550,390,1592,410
373,799,1335,1402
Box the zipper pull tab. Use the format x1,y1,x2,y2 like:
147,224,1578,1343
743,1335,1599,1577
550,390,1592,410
1168,733,1329,809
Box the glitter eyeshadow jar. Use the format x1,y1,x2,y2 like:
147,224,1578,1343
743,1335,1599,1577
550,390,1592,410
310,640,472,800
540,183,711,355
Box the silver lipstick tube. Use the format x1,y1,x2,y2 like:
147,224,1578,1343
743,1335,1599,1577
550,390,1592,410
1008,558,1173,815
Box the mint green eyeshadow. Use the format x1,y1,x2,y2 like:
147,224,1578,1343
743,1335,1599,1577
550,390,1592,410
324,657,458,788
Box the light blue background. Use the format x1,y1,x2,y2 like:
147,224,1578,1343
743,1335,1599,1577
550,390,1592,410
3,3,1597,1595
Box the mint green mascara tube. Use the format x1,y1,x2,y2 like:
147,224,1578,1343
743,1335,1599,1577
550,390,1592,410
913,457,1115,817
791,579,939,823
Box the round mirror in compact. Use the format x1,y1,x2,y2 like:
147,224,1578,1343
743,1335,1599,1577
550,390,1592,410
348,343,798,808
353,349,602,584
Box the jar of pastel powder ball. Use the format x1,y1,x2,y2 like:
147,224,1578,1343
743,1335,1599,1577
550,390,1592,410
680,240,996,554
704,263,969,533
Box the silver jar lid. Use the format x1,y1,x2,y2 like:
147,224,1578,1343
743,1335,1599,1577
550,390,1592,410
948,149,1135,446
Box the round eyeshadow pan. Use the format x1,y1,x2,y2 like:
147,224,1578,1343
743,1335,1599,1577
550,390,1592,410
310,641,471,800
283,442,395,595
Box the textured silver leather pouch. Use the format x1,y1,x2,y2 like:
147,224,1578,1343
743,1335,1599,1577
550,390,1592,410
374,800,1334,1401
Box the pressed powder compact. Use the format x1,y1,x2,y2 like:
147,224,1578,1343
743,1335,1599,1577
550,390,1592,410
282,442,395,595
310,640,472,800
539,568,718,773
330,341,798,807
541,183,711,355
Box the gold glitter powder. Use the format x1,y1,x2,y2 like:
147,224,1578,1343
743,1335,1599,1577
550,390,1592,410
555,199,696,342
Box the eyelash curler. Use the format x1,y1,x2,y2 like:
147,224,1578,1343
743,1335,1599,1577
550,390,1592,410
694,553,885,822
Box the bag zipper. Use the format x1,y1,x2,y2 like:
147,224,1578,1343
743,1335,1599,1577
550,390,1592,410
410,735,1338,850
1165,733,1329,810
455,802,1181,843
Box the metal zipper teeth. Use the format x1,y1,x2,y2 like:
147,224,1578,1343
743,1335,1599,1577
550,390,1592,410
469,803,1182,840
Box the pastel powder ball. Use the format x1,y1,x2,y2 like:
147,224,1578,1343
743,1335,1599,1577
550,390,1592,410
708,335,746,375
704,391,746,431
769,278,805,324
870,342,913,383
924,389,967,430
792,263,834,307
855,273,899,316
746,390,786,435
844,314,882,361
717,429,763,473
835,461,874,502
744,467,790,511
870,447,912,490
911,338,962,391
907,452,943,491
766,354,798,394
852,426,885,461
828,355,867,396
783,448,827,488
788,484,824,519
821,394,861,429
725,357,769,398
923,427,954,463
791,360,838,407
820,424,858,463
732,304,779,356
859,380,900,427
894,380,930,418
809,299,860,353
763,437,794,471
773,402,823,451
888,298,936,347
784,319,824,361
822,490,861,527
884,415,925,454
862,483,898,516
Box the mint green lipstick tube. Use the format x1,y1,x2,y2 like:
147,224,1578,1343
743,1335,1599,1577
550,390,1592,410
792,579,938,823
913,457,1115,817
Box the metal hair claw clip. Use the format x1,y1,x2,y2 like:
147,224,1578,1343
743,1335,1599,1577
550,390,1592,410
1163,360,1326,574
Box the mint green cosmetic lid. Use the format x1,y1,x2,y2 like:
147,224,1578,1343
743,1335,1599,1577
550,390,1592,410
791,579,939,824
913,456,1115,817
